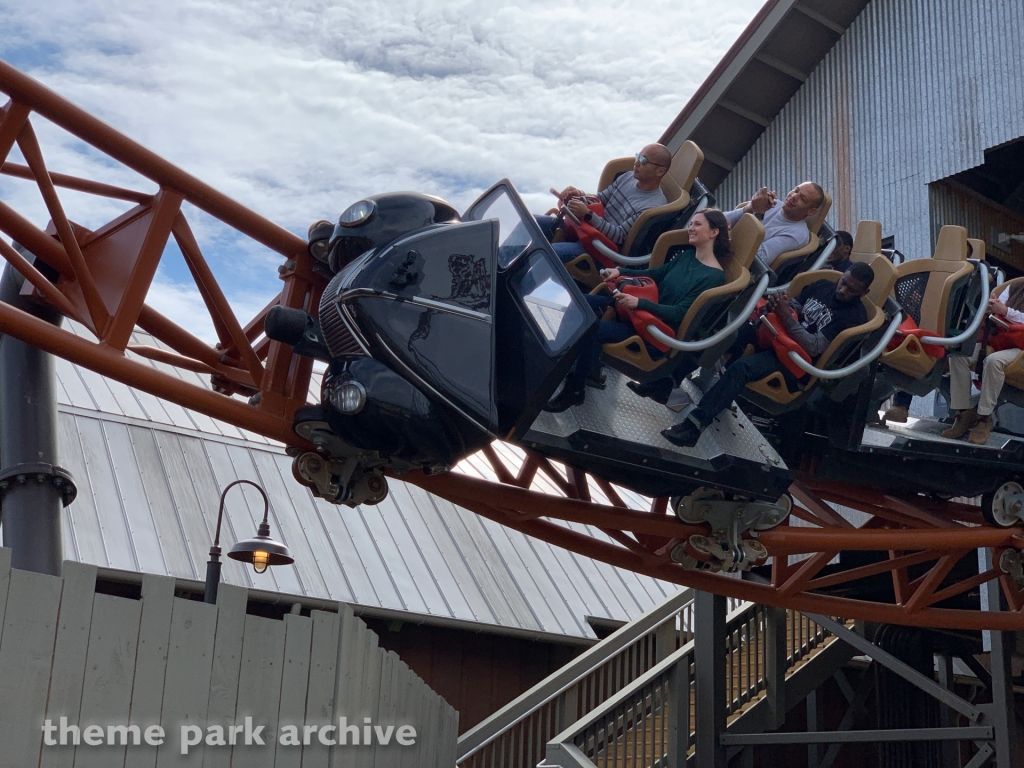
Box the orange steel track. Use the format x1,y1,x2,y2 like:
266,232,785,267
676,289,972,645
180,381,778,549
2,60,1023,630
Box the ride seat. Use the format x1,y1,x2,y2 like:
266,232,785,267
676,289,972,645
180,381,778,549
743,254,896,409
598,213,764,381
849,220,882,266
565,141,704,288
878,225,975,380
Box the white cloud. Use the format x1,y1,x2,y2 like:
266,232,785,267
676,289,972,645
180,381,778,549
1,0,762,342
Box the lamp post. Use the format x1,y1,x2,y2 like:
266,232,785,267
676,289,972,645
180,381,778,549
204,479,294,604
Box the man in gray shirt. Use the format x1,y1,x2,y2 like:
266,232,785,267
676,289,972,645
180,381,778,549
541,143,670,263
724,182,825,269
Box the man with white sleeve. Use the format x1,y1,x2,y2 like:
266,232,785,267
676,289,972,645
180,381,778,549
725,182,824,270
942,283,1024,444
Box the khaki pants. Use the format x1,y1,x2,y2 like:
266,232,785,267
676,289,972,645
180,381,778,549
948,345,1021,416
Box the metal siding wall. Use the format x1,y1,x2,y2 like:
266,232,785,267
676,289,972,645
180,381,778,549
716,0,1024,258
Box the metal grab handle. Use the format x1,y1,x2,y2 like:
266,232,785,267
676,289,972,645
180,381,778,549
919,261,989,346
592,240,652,266
644,273,770,353
785,312,903,380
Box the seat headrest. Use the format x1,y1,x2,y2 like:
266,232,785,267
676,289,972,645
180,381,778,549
933,225,968,262
729,213,766,270
865,254,897,306
967,238,986,261
661,140,703,202
851,220,882,259
805,189,831,235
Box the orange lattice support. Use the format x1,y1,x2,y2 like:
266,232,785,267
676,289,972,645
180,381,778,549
0,59,323,445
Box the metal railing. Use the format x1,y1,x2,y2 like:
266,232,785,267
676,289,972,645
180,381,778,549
456,588,744,768
545,605,836,768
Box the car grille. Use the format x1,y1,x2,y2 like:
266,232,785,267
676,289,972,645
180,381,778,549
319,271,367,359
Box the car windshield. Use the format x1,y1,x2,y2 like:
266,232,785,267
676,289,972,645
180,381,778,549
465,187,532,268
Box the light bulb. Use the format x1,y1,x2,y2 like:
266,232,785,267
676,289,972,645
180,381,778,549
253,550,270,574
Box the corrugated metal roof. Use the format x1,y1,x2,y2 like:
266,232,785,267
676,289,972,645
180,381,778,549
48,324,679,641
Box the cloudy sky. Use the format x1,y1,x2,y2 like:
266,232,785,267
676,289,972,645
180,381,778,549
1,0,762,340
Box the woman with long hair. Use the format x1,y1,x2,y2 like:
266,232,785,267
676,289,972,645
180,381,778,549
545,208,731,412
944,280,1024,444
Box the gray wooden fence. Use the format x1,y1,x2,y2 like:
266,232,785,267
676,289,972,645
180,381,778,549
0,548,458,767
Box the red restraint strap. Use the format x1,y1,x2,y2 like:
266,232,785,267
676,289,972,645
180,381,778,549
610,277,675,353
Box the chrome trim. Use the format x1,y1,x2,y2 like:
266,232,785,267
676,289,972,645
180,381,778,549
644,273,770,352
340,288,491,323
785,312,903,380
373,334,493,436
592,240,652,267
338,304,372,356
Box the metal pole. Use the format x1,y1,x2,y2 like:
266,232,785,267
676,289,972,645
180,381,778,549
936,654,960,768
980,548,1017,766
694,590,726,768
765,606,788,730
0,254,72,575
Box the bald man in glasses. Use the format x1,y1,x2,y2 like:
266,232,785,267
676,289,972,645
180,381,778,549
538,143,671,264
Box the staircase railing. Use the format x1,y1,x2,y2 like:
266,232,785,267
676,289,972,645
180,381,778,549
543,605,834,768
456,588,744,768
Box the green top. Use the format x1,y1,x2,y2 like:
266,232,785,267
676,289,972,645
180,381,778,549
620,245,726,328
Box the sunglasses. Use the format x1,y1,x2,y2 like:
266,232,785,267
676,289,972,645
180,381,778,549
635,153,669,168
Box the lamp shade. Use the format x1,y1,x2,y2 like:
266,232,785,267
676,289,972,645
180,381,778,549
227,521,293,572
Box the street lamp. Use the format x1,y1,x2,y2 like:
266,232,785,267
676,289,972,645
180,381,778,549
204,479,294,604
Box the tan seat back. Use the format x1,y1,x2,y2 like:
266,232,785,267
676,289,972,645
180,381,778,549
729,212,766,270
659,141,704,206
850,220,882,263
864,255,897,307
840,221,897,306
968,238,985,260
891,225,973,334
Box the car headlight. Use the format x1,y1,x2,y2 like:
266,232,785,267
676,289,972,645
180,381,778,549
338,199,376,228
330,380,366,414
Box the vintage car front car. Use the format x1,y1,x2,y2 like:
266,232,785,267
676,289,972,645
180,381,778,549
269,182,596,506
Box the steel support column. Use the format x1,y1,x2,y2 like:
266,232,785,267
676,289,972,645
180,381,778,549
694,590,726,768
0,258,71,575
765,606,787,730
936,654,961,768
980,548,1017,767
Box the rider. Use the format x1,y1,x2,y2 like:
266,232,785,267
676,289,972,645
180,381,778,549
661,262,875,447
942,282,1024,444
537,144,671,264
826,230,854,272
724,182,825,270
543,209,730,412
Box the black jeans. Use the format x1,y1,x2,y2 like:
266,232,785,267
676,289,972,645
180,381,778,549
690,323,802,427
566,295,663,390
